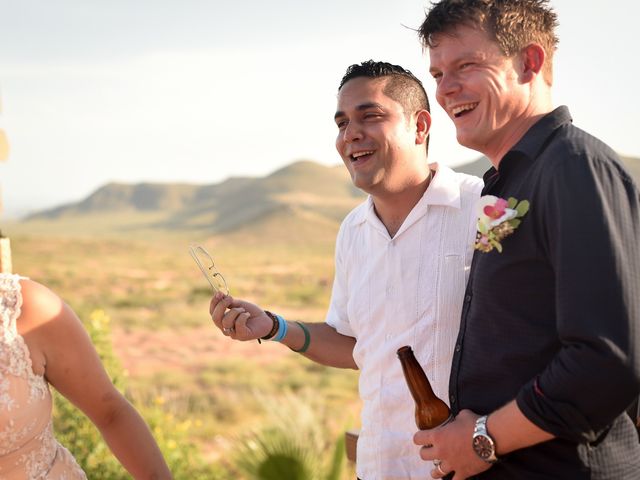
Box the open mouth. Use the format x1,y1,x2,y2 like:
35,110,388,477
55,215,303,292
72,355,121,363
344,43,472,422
451,103,478,118
350,150,375,162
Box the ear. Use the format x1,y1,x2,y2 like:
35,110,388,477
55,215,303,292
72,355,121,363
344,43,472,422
520,43,546,83
415,110,432,146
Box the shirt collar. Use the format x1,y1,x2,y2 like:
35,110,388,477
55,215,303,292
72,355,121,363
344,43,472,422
482,106,573,191
354,163,463,230
423,163,463,209
510,105,572,160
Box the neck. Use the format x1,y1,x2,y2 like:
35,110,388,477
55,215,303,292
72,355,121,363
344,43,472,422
488,90,554,168
486,112,546,168
372,168,433,238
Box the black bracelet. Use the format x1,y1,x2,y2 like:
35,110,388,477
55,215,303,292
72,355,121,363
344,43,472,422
258,310,280,343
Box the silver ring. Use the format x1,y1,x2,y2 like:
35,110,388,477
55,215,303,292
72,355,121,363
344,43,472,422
223,327,234,334
433,459,442,467
436,463,446,476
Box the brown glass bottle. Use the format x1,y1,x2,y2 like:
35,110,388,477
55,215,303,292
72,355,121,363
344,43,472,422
397,345,452,429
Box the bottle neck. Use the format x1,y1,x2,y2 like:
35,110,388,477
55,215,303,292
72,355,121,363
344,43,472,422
397,351,438,402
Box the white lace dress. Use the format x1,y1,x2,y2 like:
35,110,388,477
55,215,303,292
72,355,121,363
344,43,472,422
0,274,87,479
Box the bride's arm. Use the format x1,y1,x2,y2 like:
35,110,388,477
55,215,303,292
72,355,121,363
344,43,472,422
19,279,172,480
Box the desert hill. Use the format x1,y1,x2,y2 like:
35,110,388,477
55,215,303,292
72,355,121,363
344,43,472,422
23,160,363,238
19,155,640,238
621,155,640,181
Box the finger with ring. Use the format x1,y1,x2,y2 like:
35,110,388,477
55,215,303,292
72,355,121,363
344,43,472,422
221,307,244,335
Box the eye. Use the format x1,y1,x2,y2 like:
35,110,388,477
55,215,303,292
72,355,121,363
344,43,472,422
460,62,474,70
363,112,383,120
430,71,443,83
336,119,348,130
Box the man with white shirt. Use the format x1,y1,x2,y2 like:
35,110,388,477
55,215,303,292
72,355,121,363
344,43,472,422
209,60,482,479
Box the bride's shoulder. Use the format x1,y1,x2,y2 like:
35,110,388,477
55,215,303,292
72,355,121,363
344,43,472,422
17,278,65,330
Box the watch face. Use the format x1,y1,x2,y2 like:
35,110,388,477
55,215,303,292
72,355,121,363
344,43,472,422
472,435,494,460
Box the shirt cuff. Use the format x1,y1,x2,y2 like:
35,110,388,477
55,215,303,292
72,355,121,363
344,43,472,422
516,376,604,443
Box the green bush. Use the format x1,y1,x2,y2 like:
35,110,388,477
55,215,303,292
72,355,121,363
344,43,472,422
230,392,349,480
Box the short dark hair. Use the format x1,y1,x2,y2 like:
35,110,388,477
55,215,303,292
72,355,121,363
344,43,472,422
419,0,559,84
339,60,430,151
339,60,430,115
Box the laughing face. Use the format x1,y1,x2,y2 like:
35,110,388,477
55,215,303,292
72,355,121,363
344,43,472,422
428,25,531,161
334,77,427,196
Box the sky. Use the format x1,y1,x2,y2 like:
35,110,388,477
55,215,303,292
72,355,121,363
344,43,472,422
1,0,639,218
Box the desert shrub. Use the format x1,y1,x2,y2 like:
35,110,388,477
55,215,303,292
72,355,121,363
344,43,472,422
229,392,349,480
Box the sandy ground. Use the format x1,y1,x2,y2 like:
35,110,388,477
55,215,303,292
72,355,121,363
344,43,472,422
112,325,290,377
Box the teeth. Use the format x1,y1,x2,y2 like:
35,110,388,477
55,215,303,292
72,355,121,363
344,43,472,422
452,103,478,116
351,150,374,159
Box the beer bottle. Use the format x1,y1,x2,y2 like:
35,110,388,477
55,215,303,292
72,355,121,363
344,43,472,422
397,345,452,429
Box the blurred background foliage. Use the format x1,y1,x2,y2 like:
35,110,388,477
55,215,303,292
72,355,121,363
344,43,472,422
27,234,360,479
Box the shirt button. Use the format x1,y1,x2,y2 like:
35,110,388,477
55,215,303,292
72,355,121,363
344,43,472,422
385,333,394,340
386,286,393,294
464,294,472,302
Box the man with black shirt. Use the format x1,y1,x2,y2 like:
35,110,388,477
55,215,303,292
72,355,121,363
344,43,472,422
414,1,640,479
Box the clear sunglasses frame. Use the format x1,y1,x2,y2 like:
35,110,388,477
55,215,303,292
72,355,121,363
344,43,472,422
188,244,229,295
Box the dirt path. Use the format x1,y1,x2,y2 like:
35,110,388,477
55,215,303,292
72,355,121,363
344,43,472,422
112,325,289,377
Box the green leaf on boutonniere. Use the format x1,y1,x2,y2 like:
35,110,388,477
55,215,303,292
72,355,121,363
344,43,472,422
507,197,518,209
508,219,521,229
478,222,489,234
491,239,503,253
516,200,530,217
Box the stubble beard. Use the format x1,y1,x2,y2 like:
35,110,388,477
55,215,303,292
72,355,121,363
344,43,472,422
351,166,385,196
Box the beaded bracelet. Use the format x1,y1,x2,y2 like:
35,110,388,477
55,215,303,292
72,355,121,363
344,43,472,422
259,311,280,343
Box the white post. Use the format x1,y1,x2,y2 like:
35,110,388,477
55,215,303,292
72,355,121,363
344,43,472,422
0,236,11,274
0,89,11,273
0,89,8,162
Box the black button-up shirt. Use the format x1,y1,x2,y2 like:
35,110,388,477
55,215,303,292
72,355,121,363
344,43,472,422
450,107,640,479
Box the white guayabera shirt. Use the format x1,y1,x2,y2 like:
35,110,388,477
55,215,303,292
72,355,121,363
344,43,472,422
326,164,482,480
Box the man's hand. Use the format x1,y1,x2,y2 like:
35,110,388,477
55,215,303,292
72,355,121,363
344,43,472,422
209,292,272,341
209,292,358,369
414,409,493,479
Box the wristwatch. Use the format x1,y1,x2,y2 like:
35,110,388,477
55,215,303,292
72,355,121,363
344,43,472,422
472,415,499,463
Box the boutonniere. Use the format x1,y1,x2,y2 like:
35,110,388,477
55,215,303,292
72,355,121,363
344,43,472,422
475,195,529,253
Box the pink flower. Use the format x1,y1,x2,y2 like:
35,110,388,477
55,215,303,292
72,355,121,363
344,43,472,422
483,198,508,220
476,196,517,230
474,195,530,253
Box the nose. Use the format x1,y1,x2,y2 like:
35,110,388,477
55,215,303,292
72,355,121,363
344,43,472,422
436,73,460,102
343,121,363,143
